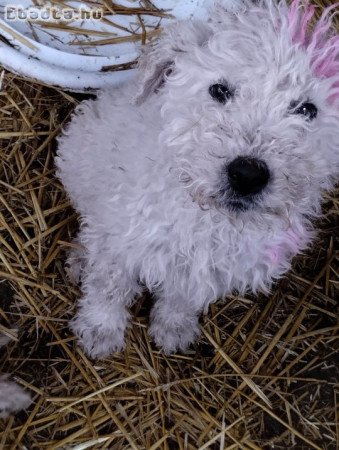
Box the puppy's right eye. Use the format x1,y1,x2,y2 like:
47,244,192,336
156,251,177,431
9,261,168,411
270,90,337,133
290,101,318,121
209,83,234,104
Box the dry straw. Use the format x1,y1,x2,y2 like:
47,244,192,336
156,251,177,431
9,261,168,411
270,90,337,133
0,1,338,449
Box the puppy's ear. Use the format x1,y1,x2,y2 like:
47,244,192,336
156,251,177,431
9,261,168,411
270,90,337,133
134,20,212,104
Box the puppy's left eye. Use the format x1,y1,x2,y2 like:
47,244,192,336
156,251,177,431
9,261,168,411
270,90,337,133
209,83,234,104
290,101,318,120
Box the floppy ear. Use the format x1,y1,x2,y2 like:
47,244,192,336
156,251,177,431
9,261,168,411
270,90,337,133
134,20,213,104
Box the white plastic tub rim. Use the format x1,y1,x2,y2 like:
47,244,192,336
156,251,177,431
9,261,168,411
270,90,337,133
0,0,210,92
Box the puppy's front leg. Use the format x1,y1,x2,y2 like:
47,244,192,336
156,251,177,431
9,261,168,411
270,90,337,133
149,286,203,354
71,261,141,359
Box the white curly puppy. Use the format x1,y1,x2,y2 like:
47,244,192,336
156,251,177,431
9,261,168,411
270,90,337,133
0,334,31,418
57,0,339,358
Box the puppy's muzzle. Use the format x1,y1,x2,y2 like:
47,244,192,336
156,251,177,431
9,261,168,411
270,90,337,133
227,156,270,197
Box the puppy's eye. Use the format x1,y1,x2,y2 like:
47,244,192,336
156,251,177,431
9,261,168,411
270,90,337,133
209,83,233,104
290,101,318,120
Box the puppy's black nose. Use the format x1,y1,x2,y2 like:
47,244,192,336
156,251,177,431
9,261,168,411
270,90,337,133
227,157,270,196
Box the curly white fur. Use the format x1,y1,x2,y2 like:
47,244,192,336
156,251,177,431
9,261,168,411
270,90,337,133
0,335,31,418
56,0,339,358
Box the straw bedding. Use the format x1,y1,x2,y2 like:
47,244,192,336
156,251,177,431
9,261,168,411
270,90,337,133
0,1,338,449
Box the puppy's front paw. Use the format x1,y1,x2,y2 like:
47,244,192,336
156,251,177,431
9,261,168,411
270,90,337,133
71,315,126,359
149,320,200,355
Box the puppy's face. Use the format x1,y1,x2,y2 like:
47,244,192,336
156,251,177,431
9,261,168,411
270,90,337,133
137,0,339,220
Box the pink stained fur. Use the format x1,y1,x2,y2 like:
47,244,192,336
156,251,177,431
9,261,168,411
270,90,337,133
288,0,339,104
267,227,309,267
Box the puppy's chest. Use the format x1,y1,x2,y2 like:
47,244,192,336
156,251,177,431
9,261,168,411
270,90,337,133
136,208,273,271
122,171,298,285
131,209,285,294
